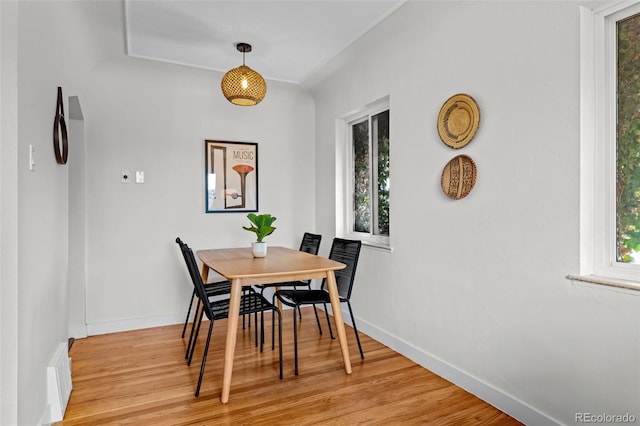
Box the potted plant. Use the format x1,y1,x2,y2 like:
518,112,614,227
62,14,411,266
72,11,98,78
242,213,277,257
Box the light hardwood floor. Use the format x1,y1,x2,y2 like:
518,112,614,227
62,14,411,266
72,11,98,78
57,308,522,425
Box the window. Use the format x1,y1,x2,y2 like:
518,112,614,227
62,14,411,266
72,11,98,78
340,98,390,249
616,11,640,264
579,1,640,287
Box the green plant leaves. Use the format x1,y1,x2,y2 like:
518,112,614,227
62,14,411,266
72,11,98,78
242,213,277,242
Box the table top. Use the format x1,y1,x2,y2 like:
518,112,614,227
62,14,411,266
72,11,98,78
197,246,346,286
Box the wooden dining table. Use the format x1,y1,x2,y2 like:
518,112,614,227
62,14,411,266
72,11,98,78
196,246,352,403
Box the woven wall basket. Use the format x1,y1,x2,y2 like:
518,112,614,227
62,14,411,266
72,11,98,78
437,94,480,149
441,154,477,200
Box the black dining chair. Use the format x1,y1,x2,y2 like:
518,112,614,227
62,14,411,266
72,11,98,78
175,237,232,339
254,232,322,333
274,237,363,375
181,243,282,396
177,237,259,360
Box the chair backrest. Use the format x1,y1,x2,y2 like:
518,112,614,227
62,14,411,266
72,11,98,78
299,232,322,255
176,236,191,277
181,243,217,321
322,238,362,300
175,237,186,252
176,237,198,281
295,233,322,286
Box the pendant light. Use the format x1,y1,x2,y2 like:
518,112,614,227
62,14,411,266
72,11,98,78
221,42,267,106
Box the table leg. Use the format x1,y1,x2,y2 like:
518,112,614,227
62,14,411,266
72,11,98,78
325,270,352,374
200,263,210,283
221,277,242,403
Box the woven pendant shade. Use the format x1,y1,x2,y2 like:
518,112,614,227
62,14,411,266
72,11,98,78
221,65,267,106
221,43,267,106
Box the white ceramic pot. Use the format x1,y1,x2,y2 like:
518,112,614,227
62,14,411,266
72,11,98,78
251,242,267,258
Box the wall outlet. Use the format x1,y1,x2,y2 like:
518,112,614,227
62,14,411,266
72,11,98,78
121,171,130,183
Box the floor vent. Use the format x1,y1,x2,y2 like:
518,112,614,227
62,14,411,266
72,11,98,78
46,341,73,422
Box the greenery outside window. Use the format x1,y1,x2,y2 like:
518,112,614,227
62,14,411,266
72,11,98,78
616,11,640,264
342,98,390,249
579,1,640,288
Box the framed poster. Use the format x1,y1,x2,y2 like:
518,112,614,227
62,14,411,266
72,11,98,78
205,140,258,213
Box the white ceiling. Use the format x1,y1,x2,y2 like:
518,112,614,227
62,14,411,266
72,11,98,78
124,0,406,84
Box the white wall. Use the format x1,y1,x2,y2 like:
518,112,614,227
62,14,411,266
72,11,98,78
68,96,87,339
310,2,639,425
13,1,122,423
15,1,88,423
7,1,315,424
1,1,20,424
81,40,315,335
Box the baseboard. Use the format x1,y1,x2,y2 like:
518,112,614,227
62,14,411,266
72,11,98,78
45,342,72,424
349,313,561,426
86,312,184,336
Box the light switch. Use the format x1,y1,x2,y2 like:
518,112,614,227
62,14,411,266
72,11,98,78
135,171,144,183
29,144,35,171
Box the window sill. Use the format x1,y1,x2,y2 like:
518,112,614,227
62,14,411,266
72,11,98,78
566,274,640,293
361,240,393,253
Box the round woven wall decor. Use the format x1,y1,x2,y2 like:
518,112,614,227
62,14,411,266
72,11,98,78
441,154,477,200
437,94,480,149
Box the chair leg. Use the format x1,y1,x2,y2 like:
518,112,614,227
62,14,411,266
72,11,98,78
182,289,196,338
293,285,304,321
188,307,204,366
293,305,299,375
185,300,202,360
242,288,250,330
312,304,323,335
243,288,253,330
195,320,214,397
271,305,275,350
277,308,283,379
259,311,265,353
346,301,364,359
254,310,259,348
323,302,335,339
271,293,277,350
260,287,267,346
